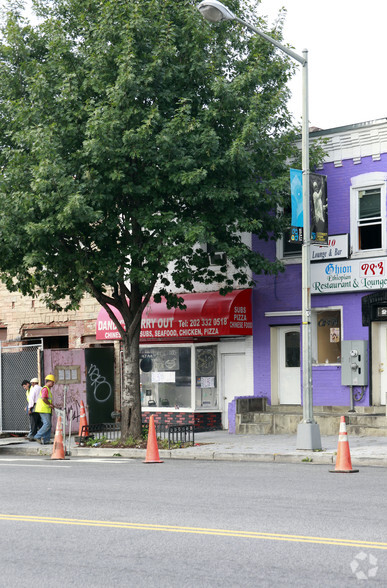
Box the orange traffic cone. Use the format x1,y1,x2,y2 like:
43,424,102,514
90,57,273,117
143,415,163,464
51,415,65,460
330,416,358,473
77,400,88,442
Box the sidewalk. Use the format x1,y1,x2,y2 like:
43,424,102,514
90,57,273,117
1,431,387,467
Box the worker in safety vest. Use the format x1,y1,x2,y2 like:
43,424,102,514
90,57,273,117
33,374,59,445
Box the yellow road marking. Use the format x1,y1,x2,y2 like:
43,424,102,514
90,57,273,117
0,514,386,550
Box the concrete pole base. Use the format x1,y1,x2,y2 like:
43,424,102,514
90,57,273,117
296,421,322,450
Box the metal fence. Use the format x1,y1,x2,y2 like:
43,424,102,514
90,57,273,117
168,424,195,448
79,422,195,449
79,422,121,443
143,423,195,448
0,342,43,434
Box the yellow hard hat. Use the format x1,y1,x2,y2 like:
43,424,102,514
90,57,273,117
45,374,55,382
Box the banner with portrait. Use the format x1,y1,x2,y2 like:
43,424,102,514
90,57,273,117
310,173,328,244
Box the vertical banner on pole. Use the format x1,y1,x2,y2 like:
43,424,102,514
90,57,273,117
310,173,328,244
290,168,304,244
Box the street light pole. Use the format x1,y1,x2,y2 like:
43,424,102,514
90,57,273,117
197,0,322,449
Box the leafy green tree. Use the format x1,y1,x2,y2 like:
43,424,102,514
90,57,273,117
0,0,298,437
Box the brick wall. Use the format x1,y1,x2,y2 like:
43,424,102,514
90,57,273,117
0,282,100,344
142,411,222,431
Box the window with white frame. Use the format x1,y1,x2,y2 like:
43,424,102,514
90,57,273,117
311,308,342,365
139,343,219,410
276,205,302,261
350,173,387,256
206,243,227,266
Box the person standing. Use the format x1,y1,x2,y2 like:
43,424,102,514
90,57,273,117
22,380,32,438
34,374,59,444
27,377,42,441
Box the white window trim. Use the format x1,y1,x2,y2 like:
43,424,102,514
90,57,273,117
276,206,302,263
350,172,387,258
140,342,221,411
276,238,302,264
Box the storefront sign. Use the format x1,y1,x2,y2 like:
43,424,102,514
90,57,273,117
310,234,348,261
96,289,252,341
311,257,387,294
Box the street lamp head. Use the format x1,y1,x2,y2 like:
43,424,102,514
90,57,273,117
197,0,235,23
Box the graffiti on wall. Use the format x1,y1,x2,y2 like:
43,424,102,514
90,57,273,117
85,348,114,425
88,363,112,403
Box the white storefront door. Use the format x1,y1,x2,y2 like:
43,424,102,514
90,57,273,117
278,326,301,405
378,323,387,405
222,353,246,429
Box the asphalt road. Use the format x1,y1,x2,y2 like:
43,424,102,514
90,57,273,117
0,457,386,587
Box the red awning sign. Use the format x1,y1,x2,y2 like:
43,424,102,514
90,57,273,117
96,289,252,341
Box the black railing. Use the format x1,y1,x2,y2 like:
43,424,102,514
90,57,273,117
80,423,121,442
168,425,195,449
142,422,168,440
79,422,195,449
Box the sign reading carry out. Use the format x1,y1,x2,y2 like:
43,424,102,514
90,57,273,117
311,257,387,294
96,289,252,341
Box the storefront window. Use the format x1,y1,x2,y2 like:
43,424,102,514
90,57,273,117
195,345,218,408
140,344,219,410
315,310,341,364
139,347,191,408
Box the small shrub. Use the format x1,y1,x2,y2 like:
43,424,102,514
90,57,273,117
86,435,107,447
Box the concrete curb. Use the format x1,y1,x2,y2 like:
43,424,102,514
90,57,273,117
1,440,387,467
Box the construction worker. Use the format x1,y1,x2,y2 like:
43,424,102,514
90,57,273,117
27,377,42,440
34,374,59,445
21,380,32,438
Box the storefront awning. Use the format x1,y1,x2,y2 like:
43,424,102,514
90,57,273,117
96,289,252,342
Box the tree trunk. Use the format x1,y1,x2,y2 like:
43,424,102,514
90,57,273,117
120,327,142,439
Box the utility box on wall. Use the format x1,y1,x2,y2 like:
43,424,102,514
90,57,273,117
341,340,368,386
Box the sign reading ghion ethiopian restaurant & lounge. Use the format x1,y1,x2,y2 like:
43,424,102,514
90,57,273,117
311,257,387,294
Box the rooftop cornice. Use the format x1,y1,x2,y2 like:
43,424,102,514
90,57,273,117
305,118,387,167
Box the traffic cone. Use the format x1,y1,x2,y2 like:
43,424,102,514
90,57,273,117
143,415,163,464
77,400,88,443
330,416,358,473
51,415,65,460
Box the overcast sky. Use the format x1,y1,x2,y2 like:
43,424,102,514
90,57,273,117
22,0,386,131
259,0,387,130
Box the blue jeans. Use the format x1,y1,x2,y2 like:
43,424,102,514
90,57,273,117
34,413,52,443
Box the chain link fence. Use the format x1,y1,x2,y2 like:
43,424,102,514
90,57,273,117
0,342,43,434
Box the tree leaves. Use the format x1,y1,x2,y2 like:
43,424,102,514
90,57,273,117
0,0,306,435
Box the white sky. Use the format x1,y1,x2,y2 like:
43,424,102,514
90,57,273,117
22,0,386,131
259,0,387,130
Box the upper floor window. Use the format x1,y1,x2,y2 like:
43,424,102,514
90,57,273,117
351,173,387,256
276,204,302,262
207,243,227,266
282,230,302,258
358,188,381,249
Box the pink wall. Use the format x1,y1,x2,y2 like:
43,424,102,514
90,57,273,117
43,349,87,434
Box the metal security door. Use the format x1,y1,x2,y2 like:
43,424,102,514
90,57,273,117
0,342,42,433
85,348,115,425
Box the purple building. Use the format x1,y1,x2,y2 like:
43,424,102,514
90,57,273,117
251,119,387,419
